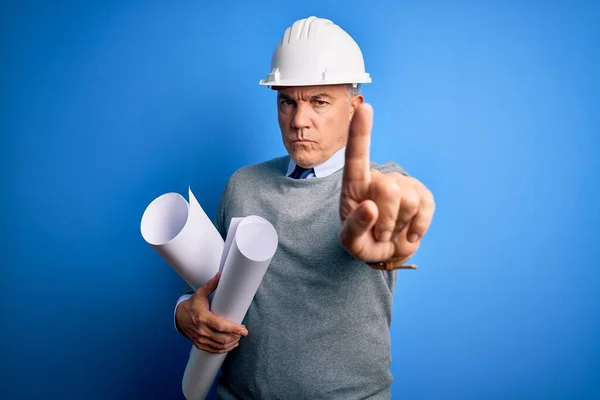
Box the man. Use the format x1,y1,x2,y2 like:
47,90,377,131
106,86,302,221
174,16,435,399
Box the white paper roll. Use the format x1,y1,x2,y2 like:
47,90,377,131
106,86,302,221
181,216,278,400
140,188,224,289
141,188,278,400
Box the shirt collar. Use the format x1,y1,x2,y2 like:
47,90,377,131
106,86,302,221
286,147,346,178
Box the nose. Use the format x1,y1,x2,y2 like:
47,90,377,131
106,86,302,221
291,103,311,130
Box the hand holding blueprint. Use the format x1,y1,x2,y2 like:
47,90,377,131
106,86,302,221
141,188,278,400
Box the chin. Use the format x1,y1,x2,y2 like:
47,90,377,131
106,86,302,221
290,151,316,168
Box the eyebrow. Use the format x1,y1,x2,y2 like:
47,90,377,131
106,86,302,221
278,93,294,101
310,93,334,100
278,93,334,101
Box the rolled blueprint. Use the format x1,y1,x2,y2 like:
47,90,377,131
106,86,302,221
141,188,278,399
181,216,278,400
140,187,223,289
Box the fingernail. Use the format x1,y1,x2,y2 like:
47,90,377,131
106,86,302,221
379,231,392,242
408,233,420,243
358,206,367,223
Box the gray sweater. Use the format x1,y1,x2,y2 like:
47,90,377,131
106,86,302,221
186,155,407,399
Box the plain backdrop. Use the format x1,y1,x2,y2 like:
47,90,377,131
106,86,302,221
1,1,599,399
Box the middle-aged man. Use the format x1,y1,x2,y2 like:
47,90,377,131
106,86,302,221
174,16,435,399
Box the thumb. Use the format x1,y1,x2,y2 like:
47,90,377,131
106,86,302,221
196,271,221,298
340,200,378,246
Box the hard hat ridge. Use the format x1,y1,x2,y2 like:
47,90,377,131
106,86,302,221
259,16,371,87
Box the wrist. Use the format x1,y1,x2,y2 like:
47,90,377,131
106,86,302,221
175,298,191,336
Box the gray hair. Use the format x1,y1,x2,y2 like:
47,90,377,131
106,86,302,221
347,83,362,97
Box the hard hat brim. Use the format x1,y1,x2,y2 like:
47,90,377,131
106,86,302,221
258,76,372,87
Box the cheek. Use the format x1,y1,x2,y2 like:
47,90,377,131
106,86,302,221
278,113,290,135
315,113,346,144
277,112,286,128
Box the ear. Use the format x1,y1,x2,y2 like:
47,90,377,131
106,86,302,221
349,95,364,122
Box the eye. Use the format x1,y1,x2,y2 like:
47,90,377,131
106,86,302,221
279,99,295,107
312,99,329,107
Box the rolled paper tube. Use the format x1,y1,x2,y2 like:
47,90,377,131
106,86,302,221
182,216,278,400
141,189,278,399
140,187,224,289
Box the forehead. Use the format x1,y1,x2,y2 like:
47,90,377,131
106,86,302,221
275,84,347,99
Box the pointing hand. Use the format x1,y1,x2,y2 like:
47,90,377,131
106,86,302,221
339,103,435,264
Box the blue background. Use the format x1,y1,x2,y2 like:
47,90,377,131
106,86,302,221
2,1,599,399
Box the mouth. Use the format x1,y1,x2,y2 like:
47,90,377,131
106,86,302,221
292,139,313,144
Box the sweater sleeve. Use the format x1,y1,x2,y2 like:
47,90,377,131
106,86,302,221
372,160,410,177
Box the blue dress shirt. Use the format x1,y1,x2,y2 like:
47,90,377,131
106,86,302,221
285,146,346,179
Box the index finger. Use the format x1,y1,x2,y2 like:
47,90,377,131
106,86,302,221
207,313,248,336
344,103,373,188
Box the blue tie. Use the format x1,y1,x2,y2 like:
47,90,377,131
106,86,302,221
290,165,313,179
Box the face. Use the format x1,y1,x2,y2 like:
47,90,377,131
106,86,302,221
275,85,363,168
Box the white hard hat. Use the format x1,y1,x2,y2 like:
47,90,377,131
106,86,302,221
259,16,372,87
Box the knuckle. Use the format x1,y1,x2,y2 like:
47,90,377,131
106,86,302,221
197,328,209,338
386,182,401,198
194,339,207,350
187,302,196,312
223,334,236,344
412,217,431,233
224,343,238,353
371,178,389,197
412,223,427,235
403,192,420,213
213,321,226,332
190,313,201,326
407,176,420,185
424,191,435,209
394,172,411,184
413,180,434,204
214,336,227,345
189,302,202,314
196,315,209,327
196,337,208,345
379,189,401,210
